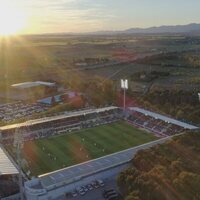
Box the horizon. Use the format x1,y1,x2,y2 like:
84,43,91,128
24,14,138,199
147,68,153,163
19,22,200,36
0,0,200,35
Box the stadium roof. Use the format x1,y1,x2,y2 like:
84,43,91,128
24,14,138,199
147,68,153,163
130,107,198,130
0,146,18,175
0,106,118,131
11,81,55,89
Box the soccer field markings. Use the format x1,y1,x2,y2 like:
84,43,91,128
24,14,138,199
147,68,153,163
22,121,158,176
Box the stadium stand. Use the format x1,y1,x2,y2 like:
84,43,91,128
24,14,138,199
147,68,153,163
127,107,198,137
0,106,197,144
0,106,121,145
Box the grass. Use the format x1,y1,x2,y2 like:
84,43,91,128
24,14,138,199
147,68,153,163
17,121,157,176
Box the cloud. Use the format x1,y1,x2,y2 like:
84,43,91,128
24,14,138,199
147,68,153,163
21,0,117,33
14,0,200,33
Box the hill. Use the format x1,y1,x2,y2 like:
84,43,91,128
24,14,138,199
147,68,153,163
125,23,200,34
90,23,200,35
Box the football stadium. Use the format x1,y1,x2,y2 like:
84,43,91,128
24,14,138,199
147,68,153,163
15,121,157,176
0,106,198,199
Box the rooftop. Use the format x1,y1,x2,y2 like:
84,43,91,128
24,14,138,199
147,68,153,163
11,81,55,89
130,107,198,130
0,106,118,131
0,145,18,175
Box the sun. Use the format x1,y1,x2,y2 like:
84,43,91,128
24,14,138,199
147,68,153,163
0,0,27,36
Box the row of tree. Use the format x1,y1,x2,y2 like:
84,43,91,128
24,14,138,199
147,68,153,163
79,77,117,107
184,55,200,68
136,90,200,125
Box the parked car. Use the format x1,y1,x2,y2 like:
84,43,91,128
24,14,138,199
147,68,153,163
92,181,99,188
79,190,86,196
106,193,119,200
103,189,115,198
97,179,105,187
103,188,119,200
104,191,118,199
76,186,86,195
71,191,78,197
82,186,88,192
87,184,93,191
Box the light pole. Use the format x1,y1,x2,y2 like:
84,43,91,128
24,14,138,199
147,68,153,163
121,79,128,111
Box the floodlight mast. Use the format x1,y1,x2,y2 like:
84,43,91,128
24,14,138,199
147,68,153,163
123,86,126,111
121,79,128,111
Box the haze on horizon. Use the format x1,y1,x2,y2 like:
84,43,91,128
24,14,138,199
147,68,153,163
2,0,200,35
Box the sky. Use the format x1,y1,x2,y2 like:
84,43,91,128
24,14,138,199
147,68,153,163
12,0,200,34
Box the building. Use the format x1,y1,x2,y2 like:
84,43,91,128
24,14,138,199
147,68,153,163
10,81,57,101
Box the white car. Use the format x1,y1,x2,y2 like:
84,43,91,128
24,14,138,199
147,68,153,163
71,191,78,197
79,189,86,196
82,186,88,192
76,187,86,195
97,179,105,187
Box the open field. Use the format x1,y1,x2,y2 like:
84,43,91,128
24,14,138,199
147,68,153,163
0,35,199,90
9,121,157,176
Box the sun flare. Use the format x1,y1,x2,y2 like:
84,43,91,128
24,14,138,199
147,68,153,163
0,0,27,35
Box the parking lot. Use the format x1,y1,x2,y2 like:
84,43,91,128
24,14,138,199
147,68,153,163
59,176,122,200
0,102,49,122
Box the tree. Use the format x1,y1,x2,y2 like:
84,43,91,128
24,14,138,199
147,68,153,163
118,132,200,200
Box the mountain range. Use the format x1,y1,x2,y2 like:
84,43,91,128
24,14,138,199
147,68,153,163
89,23,200,35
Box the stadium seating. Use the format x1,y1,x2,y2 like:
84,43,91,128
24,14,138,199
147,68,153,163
127,110,185,137
0,108,121,144
0,106,187,145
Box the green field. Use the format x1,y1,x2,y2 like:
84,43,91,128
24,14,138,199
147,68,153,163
19,121,157,176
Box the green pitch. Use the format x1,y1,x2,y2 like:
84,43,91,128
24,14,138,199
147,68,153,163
20,121,157,176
